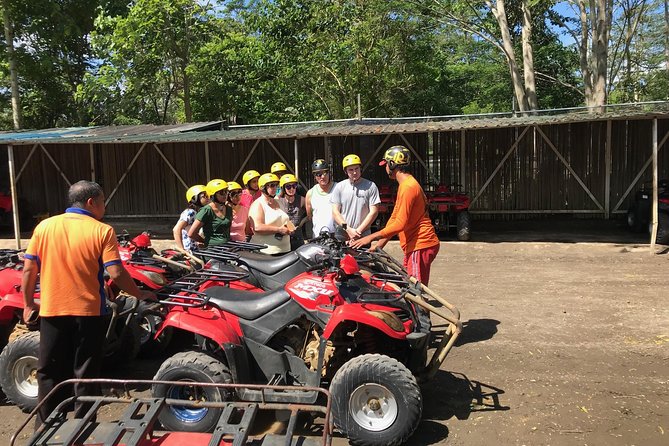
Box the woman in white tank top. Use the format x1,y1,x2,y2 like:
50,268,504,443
249,173,292,254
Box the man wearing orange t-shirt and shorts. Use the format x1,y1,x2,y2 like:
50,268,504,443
22,181,154,424
350,146,440,286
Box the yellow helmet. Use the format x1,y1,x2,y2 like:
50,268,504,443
242,170,261,186
206,179,228,197
186,184,206,203
271,162,288,174
258,173,280,189
227,181,242,192
342,154,362,170
280,173,298,188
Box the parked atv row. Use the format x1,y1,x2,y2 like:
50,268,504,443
626,179,669,244
145,229,461,446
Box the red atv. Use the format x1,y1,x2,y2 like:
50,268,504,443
150,234,461,446
426,183,471,241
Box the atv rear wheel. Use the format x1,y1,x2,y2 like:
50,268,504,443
456,210,471,241
0,331,40,413
330,354,421,446
151,351,233,432
657,212,669,244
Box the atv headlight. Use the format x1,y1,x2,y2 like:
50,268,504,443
367,310,404,332
138,270,166,286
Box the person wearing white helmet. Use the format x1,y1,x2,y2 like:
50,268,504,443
188,179,233,247
249,173,293,254
330,154,380,241
173,184,209,252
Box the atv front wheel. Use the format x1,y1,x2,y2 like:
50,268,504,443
456,210,471,241
137,310,172,356
0,331,40,413
330,354,421,446
151,351,232,432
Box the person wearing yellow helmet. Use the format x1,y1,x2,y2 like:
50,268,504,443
277,174,307,250
331,154,380,241
270,162,289,197
173,184,209,251
241,169,261,208
188,179,233,247
225,181,252,242
350,146,440,286
249,173,293,254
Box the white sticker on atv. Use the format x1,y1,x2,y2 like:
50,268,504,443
289,279,335,301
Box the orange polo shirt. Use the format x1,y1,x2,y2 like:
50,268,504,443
379,175,439,254
25,208,121,316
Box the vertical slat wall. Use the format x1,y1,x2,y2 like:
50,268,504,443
4,117,668,219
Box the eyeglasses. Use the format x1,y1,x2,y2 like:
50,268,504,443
284,184,297,190
229,191,242,197
216,190,228,195
314,171,329,177
266,183,279,188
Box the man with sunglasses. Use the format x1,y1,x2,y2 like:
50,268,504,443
305,159,337,236
331,154,380,241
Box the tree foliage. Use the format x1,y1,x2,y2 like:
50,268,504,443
1,0,668,129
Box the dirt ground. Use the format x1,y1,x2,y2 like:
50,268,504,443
0,219,667,445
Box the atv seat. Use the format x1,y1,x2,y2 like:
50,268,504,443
206,286,291,320
238,251,300,275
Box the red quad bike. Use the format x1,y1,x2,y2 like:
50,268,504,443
372,184,396,232
0,252,142,413
426,183,471,241
150,232,462,446
12,378,333,446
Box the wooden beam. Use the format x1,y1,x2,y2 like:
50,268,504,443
362,134,391,174
7,145,21,249
469,209,604,214
39,144,71,186
153,143,188,189
89,143,96,182
399,134,439,184
650,118,658,253
265,138,307,190
471,126,531,206
232,139,260,182
535,126,603,211
15,143,38,182
294,139,299,181
105,143,147,206
204,140,211,182
604,120,611,218
460,130,466,189
613,129,669,212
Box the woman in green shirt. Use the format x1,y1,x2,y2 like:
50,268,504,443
188,178,232,247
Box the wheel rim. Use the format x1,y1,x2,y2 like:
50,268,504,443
13,356,38,398
166,380,210,423
348,383,398,431
138,315,157,345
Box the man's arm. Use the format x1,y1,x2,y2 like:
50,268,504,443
356,204,379,235
305,189,313,219
21,258,39,323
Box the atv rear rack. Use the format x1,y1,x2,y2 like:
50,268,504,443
13,379,332,446
360,248,463,381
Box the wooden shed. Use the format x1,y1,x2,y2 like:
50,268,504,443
2,104,668,247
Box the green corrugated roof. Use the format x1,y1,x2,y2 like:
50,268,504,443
2,104,668,145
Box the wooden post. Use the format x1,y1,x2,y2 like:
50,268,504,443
89,143,96,182
460,130,466,191
7,144,21,249
205,140,211,182
294,139,299,181
650,118,658,253
604,120,611,219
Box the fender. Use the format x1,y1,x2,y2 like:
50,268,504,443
124,266,165,290
322,304,408,340
157,309,242,347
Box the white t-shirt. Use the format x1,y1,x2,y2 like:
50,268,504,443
330,178,380,236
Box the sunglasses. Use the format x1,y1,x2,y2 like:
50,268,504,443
284,184,297,190
229,191,242,197
314,171,329,177
266,183,279,188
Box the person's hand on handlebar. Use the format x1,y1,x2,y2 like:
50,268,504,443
349,234,375,249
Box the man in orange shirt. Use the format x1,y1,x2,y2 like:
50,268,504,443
350,146,440,285
22,180,153,424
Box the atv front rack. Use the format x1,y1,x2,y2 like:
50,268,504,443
13,379,332,446
359,248,463,381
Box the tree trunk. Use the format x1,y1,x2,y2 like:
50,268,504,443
521,0,538,111
577,0,594,106
665,0,669,77
490,0,529,113
589,0,611,110
2,2,22,129
183,69,192,122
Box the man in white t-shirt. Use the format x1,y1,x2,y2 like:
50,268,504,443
331,154,380,240
305,159,337,236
